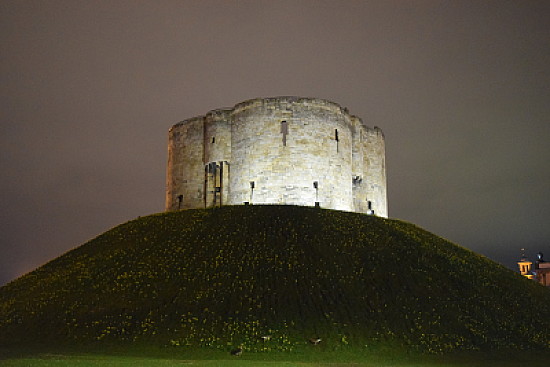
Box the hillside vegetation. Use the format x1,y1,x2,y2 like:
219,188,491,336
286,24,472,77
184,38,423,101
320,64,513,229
1,205,549,355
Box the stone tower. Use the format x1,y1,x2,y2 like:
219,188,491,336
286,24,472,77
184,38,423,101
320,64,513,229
165,97,388,217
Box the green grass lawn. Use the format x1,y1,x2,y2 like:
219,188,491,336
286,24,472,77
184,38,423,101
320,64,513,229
2,347,550,367
2,355,550,367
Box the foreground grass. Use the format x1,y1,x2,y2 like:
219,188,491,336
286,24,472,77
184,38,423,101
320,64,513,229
2,353,550,367
2,346,550,367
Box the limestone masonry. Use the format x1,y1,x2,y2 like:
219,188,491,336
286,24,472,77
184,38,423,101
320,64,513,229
166,97,387,217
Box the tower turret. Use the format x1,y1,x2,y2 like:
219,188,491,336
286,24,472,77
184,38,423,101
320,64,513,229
517,248,534,280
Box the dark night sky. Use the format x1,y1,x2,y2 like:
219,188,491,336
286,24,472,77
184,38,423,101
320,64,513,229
1,0,549,286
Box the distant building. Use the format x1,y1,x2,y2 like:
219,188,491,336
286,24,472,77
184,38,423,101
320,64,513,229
534,252,550,287
518,252,534,280
518,251,550,287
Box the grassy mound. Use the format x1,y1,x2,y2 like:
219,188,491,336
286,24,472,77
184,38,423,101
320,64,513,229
1,205,549,355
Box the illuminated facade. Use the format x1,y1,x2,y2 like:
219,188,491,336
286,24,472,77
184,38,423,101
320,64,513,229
165,97,387,217
518,251,550,286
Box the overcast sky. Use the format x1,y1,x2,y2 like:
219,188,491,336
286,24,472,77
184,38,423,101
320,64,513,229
1,0,549,286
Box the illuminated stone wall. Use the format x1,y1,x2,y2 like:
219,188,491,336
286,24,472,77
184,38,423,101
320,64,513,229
165,116,205,210
165,97,387,217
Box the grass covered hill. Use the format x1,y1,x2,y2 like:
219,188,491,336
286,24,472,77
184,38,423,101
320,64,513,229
1,205,549,354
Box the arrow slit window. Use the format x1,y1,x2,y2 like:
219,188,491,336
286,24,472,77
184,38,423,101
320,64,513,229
281,121,288,146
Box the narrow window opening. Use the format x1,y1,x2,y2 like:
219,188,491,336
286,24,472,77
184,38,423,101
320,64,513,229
177,194,183,210
212,137,215,143
281,121,288,146
250,181,255,202
335,129,339,152
367,200,374,215
313,181,319,205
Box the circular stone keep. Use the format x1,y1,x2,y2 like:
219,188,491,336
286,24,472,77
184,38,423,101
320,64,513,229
165,96,387,217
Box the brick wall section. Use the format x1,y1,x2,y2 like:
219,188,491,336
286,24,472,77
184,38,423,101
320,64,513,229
166,116,205,210
165,97,388,217
362,126,388,218
203,109,232,207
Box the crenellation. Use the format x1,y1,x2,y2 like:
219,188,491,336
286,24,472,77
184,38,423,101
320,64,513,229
165,96,387,217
